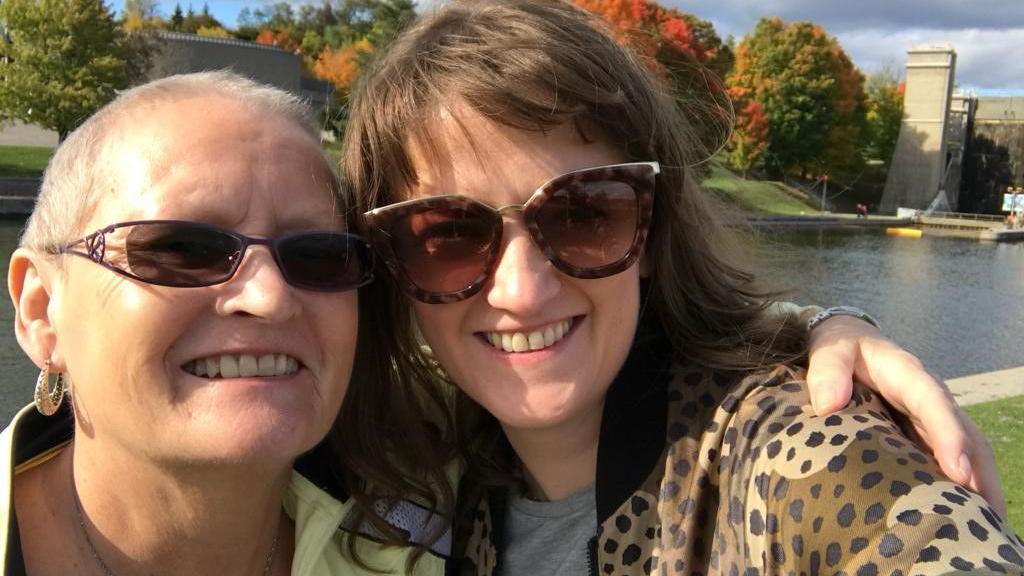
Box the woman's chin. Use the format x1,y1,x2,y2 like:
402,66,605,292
491,402,590,433
165,399,331,466
181,427,321,467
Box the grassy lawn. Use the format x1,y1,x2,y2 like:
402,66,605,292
0,145,52,178
964,395,1024,534
701,160,820,215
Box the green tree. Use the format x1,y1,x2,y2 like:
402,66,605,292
197,25,231,38
726,18,867,178
171,3,185,31
181,2,221,33
862,68,904,165
241,0,416,136
0,0,129,141
234,7,260,40
121,0,162,30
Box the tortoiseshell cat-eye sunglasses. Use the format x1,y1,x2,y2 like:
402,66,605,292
364,161,658,304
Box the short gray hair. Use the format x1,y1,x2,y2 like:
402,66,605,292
21,70,326,252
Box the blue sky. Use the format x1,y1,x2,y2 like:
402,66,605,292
108,0,1024,95
109,0,249,27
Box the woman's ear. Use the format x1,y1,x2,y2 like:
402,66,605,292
9,248,60,369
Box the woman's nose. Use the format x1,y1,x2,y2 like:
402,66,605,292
215,247,301,322
484,221,561,316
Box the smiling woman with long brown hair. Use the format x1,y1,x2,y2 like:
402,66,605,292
343,1,1024,573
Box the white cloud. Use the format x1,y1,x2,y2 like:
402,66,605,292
836,27,1024,91
668,1,1024,92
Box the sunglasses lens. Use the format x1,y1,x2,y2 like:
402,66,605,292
535,179,639,269
126,222,240,286
278,232,370,291
388,203,499,294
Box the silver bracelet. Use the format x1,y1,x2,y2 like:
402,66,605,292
806,306,880,332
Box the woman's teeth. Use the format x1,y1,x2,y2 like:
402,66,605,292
184,354,300,379
485,319,573,353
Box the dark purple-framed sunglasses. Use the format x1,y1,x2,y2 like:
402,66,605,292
53,219,374,292
364,161,658,304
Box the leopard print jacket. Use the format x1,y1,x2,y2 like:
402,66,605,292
446,326,1024,576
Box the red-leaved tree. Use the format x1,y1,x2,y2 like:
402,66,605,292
727,84,770,178
573,0,735,163
726,17,866,178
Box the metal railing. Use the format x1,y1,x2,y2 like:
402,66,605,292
918,211,1004,223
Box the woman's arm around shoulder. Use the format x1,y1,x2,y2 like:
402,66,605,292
718,371,1024,574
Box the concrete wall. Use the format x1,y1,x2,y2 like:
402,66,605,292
975,96,1024,122
881,47,957,212
973,122,1024,184
959,98,1024,213
149,32,300,93
0,32,307,148
0,121,57,147
971,98,1024,207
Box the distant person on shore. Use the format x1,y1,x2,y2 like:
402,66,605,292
856,202,869,218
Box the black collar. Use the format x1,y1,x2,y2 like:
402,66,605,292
594,301,673,524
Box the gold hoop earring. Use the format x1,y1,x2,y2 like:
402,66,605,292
34,360,65,416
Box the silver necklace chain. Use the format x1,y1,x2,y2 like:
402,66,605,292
71,476,279,576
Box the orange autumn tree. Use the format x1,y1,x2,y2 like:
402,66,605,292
246,0,416,136
727,18,866,178
727,85,769,178
823,44,867,173
254,28,300,53
573,0,728,76
573,0,734,164
311,39,373,95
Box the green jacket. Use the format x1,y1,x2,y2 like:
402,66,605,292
0,403,448,575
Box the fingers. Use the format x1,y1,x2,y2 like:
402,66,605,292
805,334,857,416
805,314,882,415
803,313,1005,507
902,386,971,486
857,339,1008,510
856,340,974,486
963,416,1008,517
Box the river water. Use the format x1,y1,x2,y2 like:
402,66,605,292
0,221,1020,422
750,226,1024,383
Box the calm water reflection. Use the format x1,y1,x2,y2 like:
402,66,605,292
0,221,1020,422
751,226,1024,383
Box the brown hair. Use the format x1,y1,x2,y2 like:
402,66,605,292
342,0,805,492
326,275,457,567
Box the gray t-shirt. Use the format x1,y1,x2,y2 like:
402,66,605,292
497,484,597,576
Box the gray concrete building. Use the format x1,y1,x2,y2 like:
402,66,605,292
880,46,1024,214
150,31,302,92
959,96,1024,213
972,97,1024,186
880,46,958,212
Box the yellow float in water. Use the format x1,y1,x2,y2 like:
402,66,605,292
886,227,923,238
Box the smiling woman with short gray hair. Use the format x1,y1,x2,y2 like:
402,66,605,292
0,71,448,576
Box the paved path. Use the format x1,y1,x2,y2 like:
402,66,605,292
748,214,911,228
946,366,1024,406
0,177,40,196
